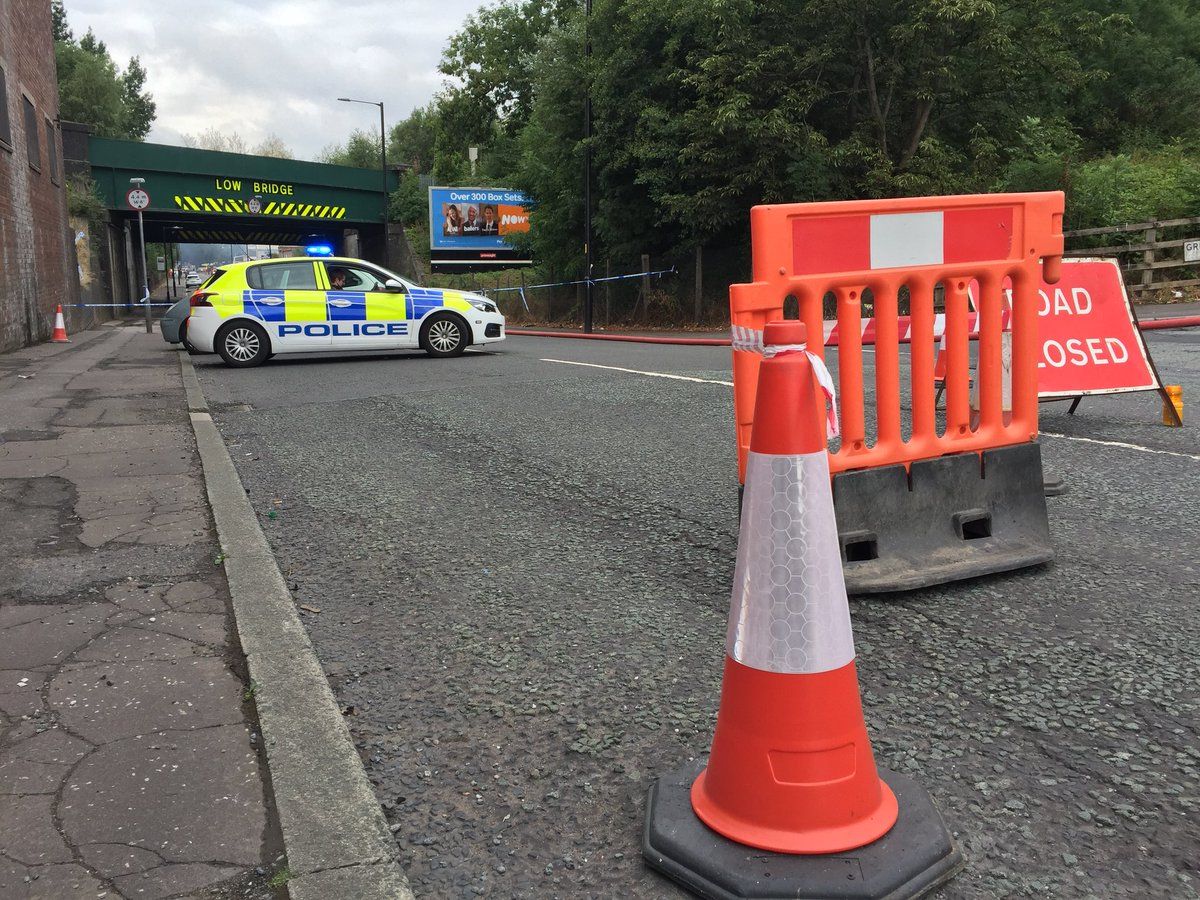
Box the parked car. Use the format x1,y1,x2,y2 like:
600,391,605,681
159,297,198,353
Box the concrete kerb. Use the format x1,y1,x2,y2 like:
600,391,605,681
180,351,209,412
180,353,414,900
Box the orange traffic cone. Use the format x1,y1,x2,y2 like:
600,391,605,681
51,305,70,343
644,319,962,899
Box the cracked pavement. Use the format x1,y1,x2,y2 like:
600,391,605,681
0,326,282,900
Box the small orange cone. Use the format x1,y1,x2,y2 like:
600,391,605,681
51,305,70,343
644,319,962,899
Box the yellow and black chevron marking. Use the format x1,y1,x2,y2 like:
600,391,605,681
173,195,348,219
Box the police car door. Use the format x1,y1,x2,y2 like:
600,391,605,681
324,263,411,349
248,260,331,350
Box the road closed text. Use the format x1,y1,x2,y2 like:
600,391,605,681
1042,335,1129,368
1032,259,1157,396
1037,287,1130,368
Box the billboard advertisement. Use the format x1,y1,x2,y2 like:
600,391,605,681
428,186,532,271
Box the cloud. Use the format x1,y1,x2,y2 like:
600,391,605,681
61,0,483,158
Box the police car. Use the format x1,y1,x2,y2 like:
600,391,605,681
186,256,505,367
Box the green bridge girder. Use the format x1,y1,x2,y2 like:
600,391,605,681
88,136,398,243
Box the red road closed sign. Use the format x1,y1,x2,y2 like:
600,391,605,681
1034,258,1159,398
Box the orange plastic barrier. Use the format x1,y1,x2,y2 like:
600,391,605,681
730,193,1064,483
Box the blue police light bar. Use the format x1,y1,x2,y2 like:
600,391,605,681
306,244,334,257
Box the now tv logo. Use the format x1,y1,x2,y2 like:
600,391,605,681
498,203,531,234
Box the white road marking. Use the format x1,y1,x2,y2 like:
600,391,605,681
540,358,734,386
541,356,1194,462
1041,431,1200,462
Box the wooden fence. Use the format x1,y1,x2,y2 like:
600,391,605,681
1064,215,1200,294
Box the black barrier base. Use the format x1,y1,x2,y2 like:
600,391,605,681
833,442,1053,594
1043,475,1067,497
643,762,963,900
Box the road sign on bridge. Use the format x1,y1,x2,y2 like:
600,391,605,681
125,187,150,210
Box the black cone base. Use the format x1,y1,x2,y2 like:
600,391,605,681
643,761,963,900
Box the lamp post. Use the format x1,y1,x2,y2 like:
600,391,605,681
129,177,151,333
338,96,389,268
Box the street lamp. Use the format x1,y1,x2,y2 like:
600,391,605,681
130,177,152,334
338,96,389,268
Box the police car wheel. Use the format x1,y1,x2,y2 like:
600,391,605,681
216,321,270,367
420,314,468,358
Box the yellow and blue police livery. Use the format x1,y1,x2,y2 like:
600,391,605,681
186,256,505,367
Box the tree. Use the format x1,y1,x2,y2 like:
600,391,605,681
53,8,156,142
119,57,155,140
182,128,249,154
431,0,574,183
512,15,586,272
389,171,427,227
440,0,575,136
56,37,126,137
51,0,71,42
1069,0,1200,152
319,129,383,168
254,134,294,159
179,129,293,157
589,0,832,261
389,104,438,172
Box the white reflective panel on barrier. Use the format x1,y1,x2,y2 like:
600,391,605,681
727,452,855,675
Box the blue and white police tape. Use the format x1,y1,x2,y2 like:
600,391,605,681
64,302,178,308
470,266,678,311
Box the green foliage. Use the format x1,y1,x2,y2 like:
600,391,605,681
119,57,156,141
53,8,156,141
389,104,438,171
65,177,107,256
513,17,586,272
318,128,384,169
1069,151,1199,228
440,0,574,136
65,176,106,223
433,0,573,184
55,39,125,137
51,0,71,42
389,171,427,227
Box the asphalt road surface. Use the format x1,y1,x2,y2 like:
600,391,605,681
195,328,1200,899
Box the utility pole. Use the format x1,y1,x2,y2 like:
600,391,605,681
338,97,390,268
582,0,594,333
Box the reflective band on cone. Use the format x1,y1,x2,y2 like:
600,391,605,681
689,319,898,855
51,305,70,343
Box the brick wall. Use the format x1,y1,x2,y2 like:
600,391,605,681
0,0,81,352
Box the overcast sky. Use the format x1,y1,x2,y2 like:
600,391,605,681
62,0,485,159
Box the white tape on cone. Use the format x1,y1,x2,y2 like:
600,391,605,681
728,451,855,674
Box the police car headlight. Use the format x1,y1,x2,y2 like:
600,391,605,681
468,298,497,313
